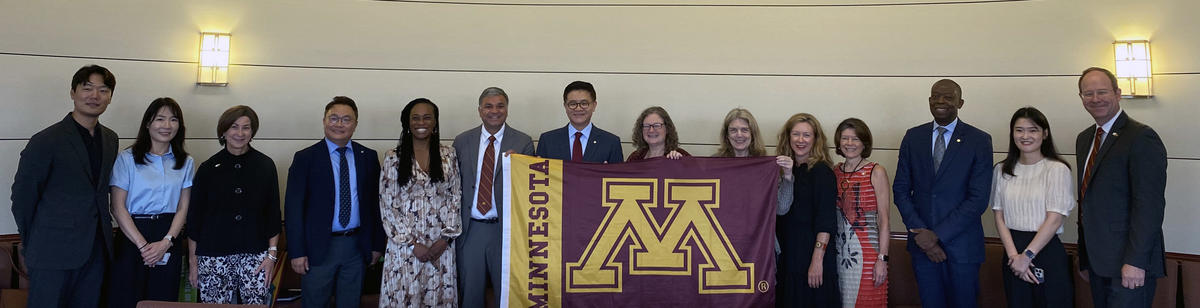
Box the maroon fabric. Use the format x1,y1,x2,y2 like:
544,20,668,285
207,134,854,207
558,156,779,307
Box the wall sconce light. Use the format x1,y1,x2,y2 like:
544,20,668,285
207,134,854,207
198,32,230,86
1113,40,1151,97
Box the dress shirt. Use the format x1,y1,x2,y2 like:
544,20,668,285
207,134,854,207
567,123,594,154
931,118,960,153
1084,109,1124,168
325,138,360,232
471,125,505,219
187,147,282,256
71,115,103,184
110,147,195,215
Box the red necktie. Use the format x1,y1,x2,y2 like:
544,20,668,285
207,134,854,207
477,136,496,215
1080,127,1104,199
572,131,584,162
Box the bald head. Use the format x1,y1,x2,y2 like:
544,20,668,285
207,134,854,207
928,79,964,126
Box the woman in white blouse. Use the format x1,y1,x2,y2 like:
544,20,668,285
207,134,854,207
991,107,1075,307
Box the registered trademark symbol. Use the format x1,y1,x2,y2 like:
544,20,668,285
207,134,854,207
757,280,769,293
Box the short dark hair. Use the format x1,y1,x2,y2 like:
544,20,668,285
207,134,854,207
216,105,260,145
563,81,596,101
71,65,116,93
1078,67,1120,93
834,118,874,159
325,96,359,117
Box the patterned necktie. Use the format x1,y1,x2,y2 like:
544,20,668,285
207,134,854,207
1080,127,1105,199
933,127,947,173
337,146,351,228
477,135,497,215
572,131,584,162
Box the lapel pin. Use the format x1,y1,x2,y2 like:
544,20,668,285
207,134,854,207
215,163,221,168
955,139,961,143
592,140,598,144
1112,132,1118,137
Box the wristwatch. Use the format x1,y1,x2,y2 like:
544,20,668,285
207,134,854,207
163,235,174,242
881,255,889,262
1024,249,1036,259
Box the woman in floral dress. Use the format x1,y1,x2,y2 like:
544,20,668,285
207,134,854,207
379,98,462,307
832,118,890,308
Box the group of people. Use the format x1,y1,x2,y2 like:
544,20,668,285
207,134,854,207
10,64,1166,308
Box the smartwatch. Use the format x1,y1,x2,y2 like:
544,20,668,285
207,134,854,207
1024,249,1036,259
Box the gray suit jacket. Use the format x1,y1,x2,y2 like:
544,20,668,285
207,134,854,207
11,114,118,269
1075,112,1167,278
451,125,535,239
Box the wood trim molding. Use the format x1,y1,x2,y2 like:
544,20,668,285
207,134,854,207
889,231,1200,263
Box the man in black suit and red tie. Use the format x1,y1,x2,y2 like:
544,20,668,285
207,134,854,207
1074,67,1168,308
536,81,624,164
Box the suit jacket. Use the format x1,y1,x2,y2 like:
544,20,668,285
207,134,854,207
451,125,535,239
284,140,385,266
893,120,993,263
11,114,118,269
535,124,623,163
1075,112,1167,278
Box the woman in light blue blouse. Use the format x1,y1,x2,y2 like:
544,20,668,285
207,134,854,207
108,97,195,307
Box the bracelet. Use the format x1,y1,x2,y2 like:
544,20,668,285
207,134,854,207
138,242,149,249
268,246,278,251
266,254,278,261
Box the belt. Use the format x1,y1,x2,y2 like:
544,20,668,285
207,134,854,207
331,228,358,237
131,213,173,220
471,217,499,224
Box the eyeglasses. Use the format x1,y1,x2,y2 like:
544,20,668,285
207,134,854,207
642,123,664,130
327,116,355,124
1080,89,1113,99
566,101,593,110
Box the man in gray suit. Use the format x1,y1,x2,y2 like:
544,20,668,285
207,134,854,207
11,65,120,307
1075,67,1168,308
453,87,536,307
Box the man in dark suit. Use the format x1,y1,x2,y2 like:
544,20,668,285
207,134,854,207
1074,67,1167,308
11,65,120,307
893,79,993,308
285,96,385,308
536,81,623,163
452,87,536,307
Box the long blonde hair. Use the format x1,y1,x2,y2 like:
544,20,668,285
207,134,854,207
714,108,766,157
776,113,832,170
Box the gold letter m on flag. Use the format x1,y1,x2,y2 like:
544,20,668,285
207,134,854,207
566,178,755,294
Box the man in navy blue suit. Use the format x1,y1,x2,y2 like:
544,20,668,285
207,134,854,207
893,79,993,308
536,81,623,163
285,96,385,308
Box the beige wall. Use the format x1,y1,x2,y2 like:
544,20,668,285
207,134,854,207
2,0,1198,254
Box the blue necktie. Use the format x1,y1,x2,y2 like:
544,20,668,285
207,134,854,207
337,147,351,228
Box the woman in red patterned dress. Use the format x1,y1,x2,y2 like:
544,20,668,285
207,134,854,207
832,118,890,308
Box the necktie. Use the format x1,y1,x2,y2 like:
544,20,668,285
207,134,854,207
1080,127,1105,199
337,147,351,228
477,136,497,215
572,131,584,162
932,127,947,173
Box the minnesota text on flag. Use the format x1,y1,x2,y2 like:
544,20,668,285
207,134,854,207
500,154,779,307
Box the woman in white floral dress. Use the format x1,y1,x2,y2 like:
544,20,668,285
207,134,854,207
379,98,462,307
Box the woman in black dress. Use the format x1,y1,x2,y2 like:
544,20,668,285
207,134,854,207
775,113,840,307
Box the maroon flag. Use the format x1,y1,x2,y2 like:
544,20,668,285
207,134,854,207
502,154,779,307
